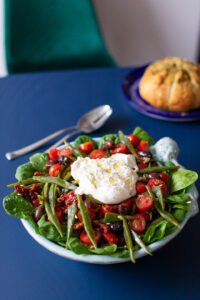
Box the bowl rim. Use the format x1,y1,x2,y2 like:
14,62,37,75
21,137,199,264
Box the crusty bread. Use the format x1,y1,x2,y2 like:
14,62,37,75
139,57,200,112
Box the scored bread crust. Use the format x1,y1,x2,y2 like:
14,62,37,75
139,57,200,112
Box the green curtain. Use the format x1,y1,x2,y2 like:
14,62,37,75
5,0,115,73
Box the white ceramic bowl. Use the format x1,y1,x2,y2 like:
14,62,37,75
21,137,199,264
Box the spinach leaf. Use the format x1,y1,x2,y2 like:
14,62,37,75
133,127,155,145
15,163,35,180
171,170,198,193
3,194,35,218
89,244,117,255
111,248,129,258
172,208,186,223
143,219,168,244
37,215,66,242
30,153,49,172
73,135,98,149
68,237,90,254
98,134,120,149
168,190,189,204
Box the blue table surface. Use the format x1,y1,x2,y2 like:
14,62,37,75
0,67,200,300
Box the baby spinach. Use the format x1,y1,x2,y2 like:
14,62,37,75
30,153,49,172
68,237,91,255
172,208,186,223
3,194,35,218
171,170,198,193
98,134,120,149
143,219,168,244
15,163,35,181
38,215,66,242
89,244,117,255
133,126,155,145
168,190,189,204
73,135,98,149
111,248,130,258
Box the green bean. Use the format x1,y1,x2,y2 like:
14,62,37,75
49,184,57,213
103,212,134,223
154,201,181,228
7,178,36,187
153,185,165,210
131,229,152,256
63,171,71,181
43,182,49,198
118,130,139,159
86,194,102,204
66,155,76,162
104,147,110,157
138,165,179,174
33,176,76,190
44,198,63,237
146,185,155,198
64,141,86,158
118,216,135,263
77,195,97,248
66,202,77,249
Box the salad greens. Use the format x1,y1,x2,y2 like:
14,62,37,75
3,126,198,263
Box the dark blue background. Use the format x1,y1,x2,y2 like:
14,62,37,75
1,67,200,300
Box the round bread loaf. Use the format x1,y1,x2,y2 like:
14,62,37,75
139,57,200,112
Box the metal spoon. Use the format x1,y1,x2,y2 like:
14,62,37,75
5,105,112,160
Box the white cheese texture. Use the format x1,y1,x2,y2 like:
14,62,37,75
71,154,138,204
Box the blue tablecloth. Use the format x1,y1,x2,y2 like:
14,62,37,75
1,67,200,300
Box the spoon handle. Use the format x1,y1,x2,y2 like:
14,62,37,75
5,126,77,160
46,129,81,152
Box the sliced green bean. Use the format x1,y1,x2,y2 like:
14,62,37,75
138,165,179,174
49,183,57,213
7,178,36,187
64,141,86,158
44,198,63,237
153,185,165,210
33,176,76,190
42,182,49,198
154,201,181,228
103,212,134,223
66,202,77,249
118,216,135,263
66,155,76,162
131,229,152,256
77,195,97,248
86,194,102,204
118,130,139,159
63,171,71,181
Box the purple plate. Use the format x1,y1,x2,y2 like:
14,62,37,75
122,64,200,121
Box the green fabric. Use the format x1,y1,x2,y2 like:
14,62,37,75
5,0,115,74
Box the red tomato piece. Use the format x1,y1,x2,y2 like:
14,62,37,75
136,194,154,211
70,162,74,171
80,230,101,245
127,134,139,146
147,178,167,194
49,164,62,177
159,172,169,183
79,141,93,154
138,140,149,151
103,232,118,245
58,147,73,157
128,214,146,233
136,182,147,195
110,143,128,154
49,148,59,160
138,211,151,221
64,190,78,207
55,206,63,222
121,198,132,209
32,198,40,207
77,207,96,222
101,204,118,215
90,149,107,159
138,162,148,169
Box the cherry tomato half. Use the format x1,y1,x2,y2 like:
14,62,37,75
64,190,78,207
137,162,148,169
32,198,40,207
79,141,93,154
90,149,107,159
80,230,101,246
138,140,149,151
55,206,63,222
136,194,154,211
49,164,62,177
103,232,118,245
159,172,169,183
49,148,59,160
58,147,73,157
147,178,167,195
77,207,96,222
127,134,139,146
110,143,128,154
101,204,118,215
128,214,146,233
136,182,147,195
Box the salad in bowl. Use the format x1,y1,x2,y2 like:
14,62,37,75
3,127,198,264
